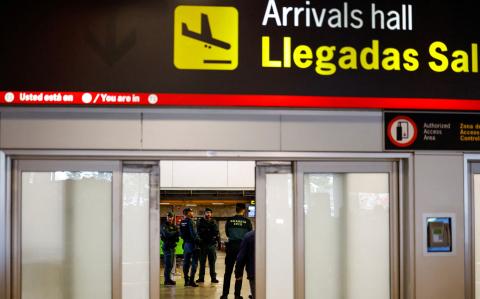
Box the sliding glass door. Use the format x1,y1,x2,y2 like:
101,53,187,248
13,160,121,299
296,161,399,299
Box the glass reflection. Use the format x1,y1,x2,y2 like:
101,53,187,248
304,173,390,299
22,171,112,299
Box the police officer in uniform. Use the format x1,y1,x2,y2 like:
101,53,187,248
161,212,179,285
221,203,253,299
180,207,200,287
196,207,220,284
235,230,255,299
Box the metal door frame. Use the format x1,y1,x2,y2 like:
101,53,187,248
122,162,160,299
255,162,293,299
464,154,480,299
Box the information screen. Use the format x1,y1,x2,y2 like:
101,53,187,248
247,205,256,218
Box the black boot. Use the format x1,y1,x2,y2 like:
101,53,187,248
189,277,199,287
184,276,190,287
165,279,176,286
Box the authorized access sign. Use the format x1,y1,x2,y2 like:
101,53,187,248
385,112,480,150
3,0,480,108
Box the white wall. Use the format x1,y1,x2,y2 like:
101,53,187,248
143,112,281,150
414,153,465,299
0,111,141,149
160,160,255,189
0,108,383,152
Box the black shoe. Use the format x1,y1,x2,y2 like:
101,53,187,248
211,278,220,283
235,296,244,299
220,296,228,299
184,279,189,287
189,281,199,287
196,278,204,283
164,280,176,286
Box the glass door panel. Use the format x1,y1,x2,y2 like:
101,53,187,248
304,173,390,299
266,172,294,299
122,172,150,299
21,170,113,299
297,162,396,299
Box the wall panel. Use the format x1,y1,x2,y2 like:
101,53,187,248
0,111,142,149
142,112,281,150
281,111,382,152
414,153,465,299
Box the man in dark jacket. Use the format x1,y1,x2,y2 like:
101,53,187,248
221,203,253,299
180,207,200,287
161,212,179,285
196,207,220,284
235,230,255,299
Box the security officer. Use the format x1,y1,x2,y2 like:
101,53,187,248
196,207,220,284
161,212,179,285
221,203,253,299
235,230,255,299
180,207,200,287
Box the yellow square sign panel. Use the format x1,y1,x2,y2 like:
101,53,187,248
174,6,238,70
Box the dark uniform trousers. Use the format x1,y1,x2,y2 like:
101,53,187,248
162,244,176,281
222,241,242,296
198,244,217,280
183,242,199,280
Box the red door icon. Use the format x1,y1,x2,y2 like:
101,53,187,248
387,116,418,147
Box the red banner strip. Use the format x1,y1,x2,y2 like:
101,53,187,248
2,91,480,110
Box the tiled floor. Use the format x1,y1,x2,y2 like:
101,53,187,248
160,251,251,299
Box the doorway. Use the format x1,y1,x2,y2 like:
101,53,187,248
159,160,256,299
7,155,403,299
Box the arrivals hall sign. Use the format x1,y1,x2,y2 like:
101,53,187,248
1,0,480,109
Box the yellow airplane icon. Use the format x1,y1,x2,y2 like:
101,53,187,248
182,13,231,51
174,6,238,70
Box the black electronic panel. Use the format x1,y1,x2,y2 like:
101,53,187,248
1,0,480,104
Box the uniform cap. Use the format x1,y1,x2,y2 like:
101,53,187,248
205,207,213,213
167,212,174,217
183,207,193,215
